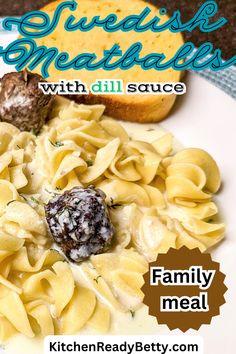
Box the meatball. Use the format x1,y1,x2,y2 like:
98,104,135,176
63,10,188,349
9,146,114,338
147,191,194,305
45,186,114,262
0,70,54,133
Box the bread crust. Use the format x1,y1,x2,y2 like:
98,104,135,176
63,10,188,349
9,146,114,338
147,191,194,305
72,93,176,123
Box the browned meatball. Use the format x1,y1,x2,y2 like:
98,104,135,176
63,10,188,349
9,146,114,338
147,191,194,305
45,186,114,263
0,70,54,133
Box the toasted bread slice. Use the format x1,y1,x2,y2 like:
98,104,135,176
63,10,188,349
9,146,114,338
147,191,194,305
34,0,184,122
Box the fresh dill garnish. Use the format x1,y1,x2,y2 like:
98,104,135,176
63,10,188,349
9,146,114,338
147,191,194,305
0,343,5,350
108,198,122,209
49,140,64,147
130,310,135,318
45,188,53,194
20,194,41,206
20,194,27,202
45,188,60,197
93,275,102,284
31,128,38,136
86,160,94,167
30,196,40,205
109,203,122,210
7,200,16,206
16,145,21,149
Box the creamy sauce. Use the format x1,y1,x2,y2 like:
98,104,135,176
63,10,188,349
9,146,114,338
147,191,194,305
6,121,175,354
119,120,183,152
7,307,167,354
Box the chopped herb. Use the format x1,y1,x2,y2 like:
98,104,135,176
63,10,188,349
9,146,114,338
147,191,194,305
7,200,16,206
147,128,155,132
49,140,64,147
93,275,102,284
0,343,5,350
30,196,40,205
130,310,135,318
31,128,38,136
108,197,122,209
86,160,94,167
109,203,122,210
108,200,122,210
16,144,21,149
20,194,27,202
45,188,53,194
20,194,42,206
56,187,62,191
45,188,60,197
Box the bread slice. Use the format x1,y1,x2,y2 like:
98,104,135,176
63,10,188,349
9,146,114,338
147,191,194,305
34,0,184,123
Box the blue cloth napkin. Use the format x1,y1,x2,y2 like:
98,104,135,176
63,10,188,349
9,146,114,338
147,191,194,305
188,49,236,100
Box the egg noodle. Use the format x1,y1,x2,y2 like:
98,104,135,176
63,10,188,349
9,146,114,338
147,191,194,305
0,97,224,340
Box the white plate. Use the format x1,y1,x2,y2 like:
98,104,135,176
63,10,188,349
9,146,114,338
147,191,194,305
0,33,236,354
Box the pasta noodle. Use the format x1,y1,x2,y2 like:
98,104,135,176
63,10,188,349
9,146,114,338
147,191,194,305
0,97,225,341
